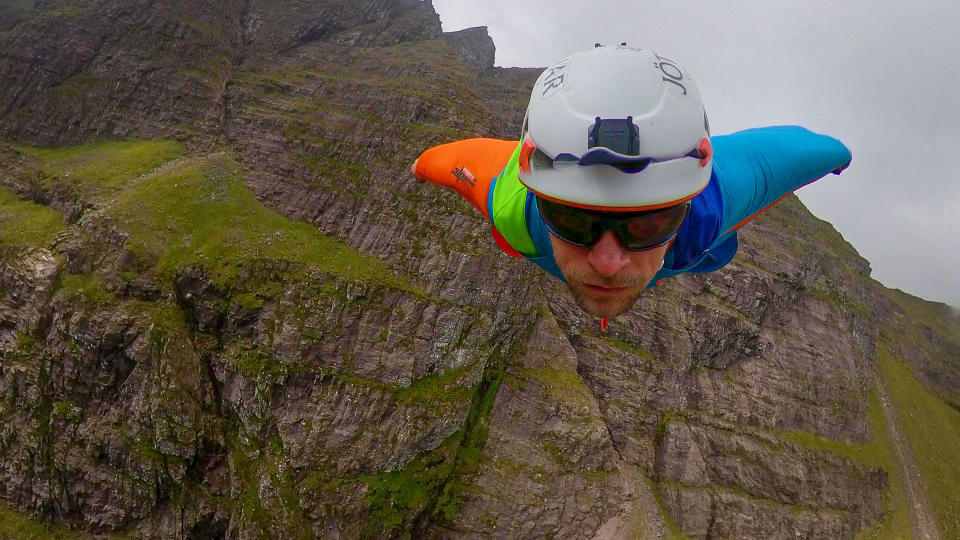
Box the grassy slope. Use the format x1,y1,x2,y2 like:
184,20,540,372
7,140,419,294
0,502,127,539
878,285,960,537
782,390,911,539
102,151,417,292
0,185,64,247
15,139,183,199
877,346,960,538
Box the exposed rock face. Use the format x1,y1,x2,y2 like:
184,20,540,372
0,1,957,539
442,26,496,74
0,247,58,349
0,0,442,144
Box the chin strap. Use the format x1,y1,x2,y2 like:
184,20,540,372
600,317,609,332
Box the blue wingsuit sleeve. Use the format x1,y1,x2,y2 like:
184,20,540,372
712,126,852,236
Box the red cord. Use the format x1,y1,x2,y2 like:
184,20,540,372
601,318,608,332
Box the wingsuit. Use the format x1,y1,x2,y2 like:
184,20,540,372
413,126,851,287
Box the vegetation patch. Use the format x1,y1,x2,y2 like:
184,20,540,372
297,153,368,184
806,284,870,317
296,364,478,418
428,333,533,526
181,55,231,86
229,347,290,381
601,335,654,357
39,2,89,18
598,334,661,368
876,345,960,538
232,292,265,312
225,428,312,539
50,71,103,98
654,411,689,451
298,351,497,535
225,432,273,536
649,479,692,540
311,328,527,536
395,364,477,406
780,390,910,539
362,434,460,538
241,38,490,146
58,272,116,305
512,365,594,405
0,0,37,20
14,139,183,199
879,293,960,408
686,291,754,323
96,151,420,294
779,393,885,469
0,502,98,539
124,299,186,339
0,185,65,247
173,15,226,42
883,288,960,343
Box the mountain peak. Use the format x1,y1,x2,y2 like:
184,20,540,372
442,25,496,73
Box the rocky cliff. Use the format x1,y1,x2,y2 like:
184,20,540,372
1,1,958,539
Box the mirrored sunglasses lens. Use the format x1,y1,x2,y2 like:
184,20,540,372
618,204,689,250
539,197,689,250
538,198,600,246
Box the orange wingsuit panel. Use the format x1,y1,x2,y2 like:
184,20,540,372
413,138,519,220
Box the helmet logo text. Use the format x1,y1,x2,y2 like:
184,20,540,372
541,60,569,98
654,53,687,95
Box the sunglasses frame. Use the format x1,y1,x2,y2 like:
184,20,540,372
537,196,690,252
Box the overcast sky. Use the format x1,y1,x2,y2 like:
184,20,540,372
432,0,960,308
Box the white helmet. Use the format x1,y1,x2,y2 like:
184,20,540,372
518,45,712,211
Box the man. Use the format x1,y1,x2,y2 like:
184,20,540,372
411,45,851,327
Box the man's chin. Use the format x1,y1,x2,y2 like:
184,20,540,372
568,283,644,318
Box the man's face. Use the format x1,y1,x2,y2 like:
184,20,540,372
550,230,668,318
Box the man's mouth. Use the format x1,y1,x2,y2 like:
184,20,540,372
582,283,631,297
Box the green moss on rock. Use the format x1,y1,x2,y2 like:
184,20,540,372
362,433,461,537
58,273,116,305
0,185,65,247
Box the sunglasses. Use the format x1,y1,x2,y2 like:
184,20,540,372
537,196,690,251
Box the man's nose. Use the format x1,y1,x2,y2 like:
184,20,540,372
586,230,631,277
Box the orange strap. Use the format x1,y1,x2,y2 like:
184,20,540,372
413,138,519,220
724,191,794,235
